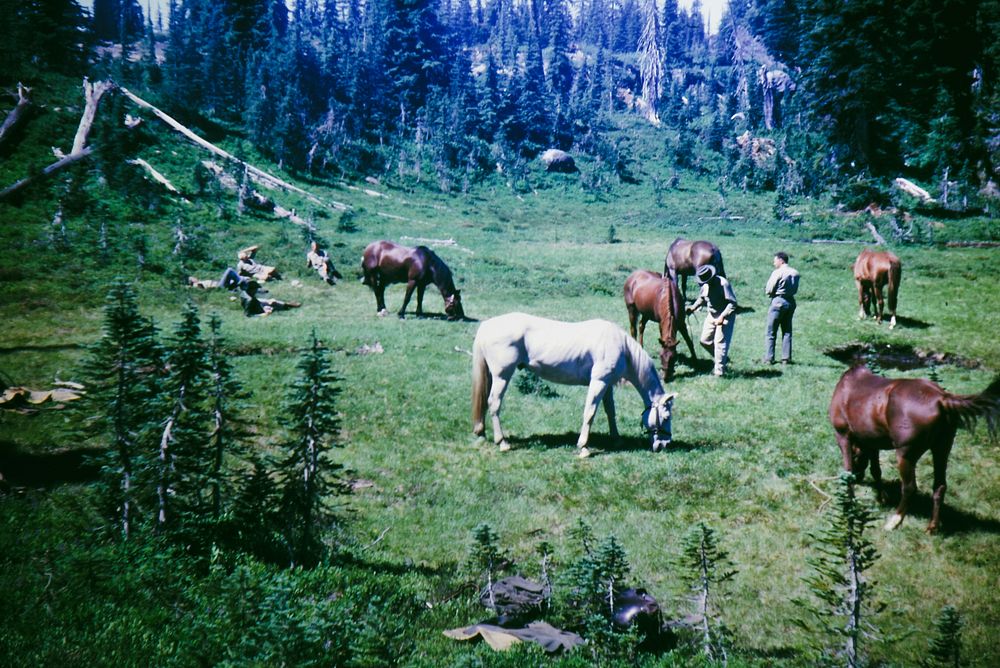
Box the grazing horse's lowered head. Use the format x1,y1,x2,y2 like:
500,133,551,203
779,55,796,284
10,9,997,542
361,240,465,320
623,269,697,381
642,392,676,452
829,364,1000,533
853,249,901,329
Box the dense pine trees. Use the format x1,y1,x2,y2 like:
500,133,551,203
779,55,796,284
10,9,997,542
4,0,997,200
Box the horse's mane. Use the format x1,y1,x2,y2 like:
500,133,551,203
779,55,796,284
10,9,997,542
422,247,456,294
622,332,662,397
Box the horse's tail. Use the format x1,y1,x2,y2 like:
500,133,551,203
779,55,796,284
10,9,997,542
886,259,901,313
940,376,1000,438
714,249,727,278
471,335,491,436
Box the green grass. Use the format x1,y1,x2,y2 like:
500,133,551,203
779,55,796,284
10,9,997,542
1,82,999,666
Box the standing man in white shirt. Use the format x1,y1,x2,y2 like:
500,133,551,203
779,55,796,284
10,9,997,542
763,251,800,365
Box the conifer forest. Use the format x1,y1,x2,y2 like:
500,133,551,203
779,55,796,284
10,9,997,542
1,0,998,666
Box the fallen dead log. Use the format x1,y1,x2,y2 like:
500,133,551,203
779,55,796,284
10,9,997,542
1,78,111,201
893,177,935,203
0,83,32,149
0,146,93,201
118,86,348,211
201,160,315,230
128,158,188,200
864,220,887,245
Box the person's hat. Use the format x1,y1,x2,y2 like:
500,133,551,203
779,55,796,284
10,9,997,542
238,245,259,260
696,264,716,284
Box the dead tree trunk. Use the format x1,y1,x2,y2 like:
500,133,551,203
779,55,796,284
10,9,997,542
128,158,189,201
118,86,348,210
0,146,93,201
0,78,112,201
0,83,32,149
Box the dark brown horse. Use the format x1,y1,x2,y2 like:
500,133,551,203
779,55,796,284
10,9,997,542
853,249,901,329
829,365,1000,533
361,240,465,320
664,238,726,300
623,270,697,381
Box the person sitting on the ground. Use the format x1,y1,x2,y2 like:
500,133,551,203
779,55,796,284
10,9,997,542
239,280,300,317
188,267,248,290
306,241,344,285
237,245,281,282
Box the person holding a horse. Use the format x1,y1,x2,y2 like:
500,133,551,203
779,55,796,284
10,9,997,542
685,264,738,377
763,251,800,365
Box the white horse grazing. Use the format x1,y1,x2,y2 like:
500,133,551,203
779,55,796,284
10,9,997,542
471,312,676,457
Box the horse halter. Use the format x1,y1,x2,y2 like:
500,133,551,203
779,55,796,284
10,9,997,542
644,397,672,441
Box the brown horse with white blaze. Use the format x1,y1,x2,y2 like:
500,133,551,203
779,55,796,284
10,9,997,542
361,240,464,319
829,365,1000,533
623,270,697,381
664,238,726,300
853,249,901,328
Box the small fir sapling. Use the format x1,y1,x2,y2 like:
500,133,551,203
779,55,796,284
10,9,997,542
465,523,510,612
793,472,885,668
674,522,737,664
155,302,210,535
276,330,349,567
82,280,164,539
924,605,963,668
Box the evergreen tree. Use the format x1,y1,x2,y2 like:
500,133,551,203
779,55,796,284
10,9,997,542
232,457,284,562
155,303,210,536
93,0,144,45
562,521,632,625
661,0,684,68
465,523,510,611
0,0,90,80
501,20,551,154
546,0,574,114
384,0,450,129
83,280,163,539
276,331,349,567
675,522,737,663
794,472,884,668
637,0,665,123
206,314,246,525
925,605,963,668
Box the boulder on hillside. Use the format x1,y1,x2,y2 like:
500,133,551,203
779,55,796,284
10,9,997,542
540,149,578,173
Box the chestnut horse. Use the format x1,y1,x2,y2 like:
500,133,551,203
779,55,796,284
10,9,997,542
853,249,901,328
623,270,697,381
829,365,1000,532
664,238,726,300
361,240,464,320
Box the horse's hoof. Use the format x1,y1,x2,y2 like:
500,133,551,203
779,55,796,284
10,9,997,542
925,523,939,534
884,513,903,531
498,440,511,452
578,447,591,459
377,309,388,317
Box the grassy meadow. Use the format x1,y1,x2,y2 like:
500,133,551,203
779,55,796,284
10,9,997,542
1,98,999,665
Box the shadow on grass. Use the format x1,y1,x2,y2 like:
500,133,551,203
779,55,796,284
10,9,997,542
506,432,717,456
866,479,1000,535
894,315,932,329
730,367,784,379
0,440,102,488
397,312,479,323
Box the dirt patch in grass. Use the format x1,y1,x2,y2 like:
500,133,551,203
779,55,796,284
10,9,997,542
823,342,981,371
